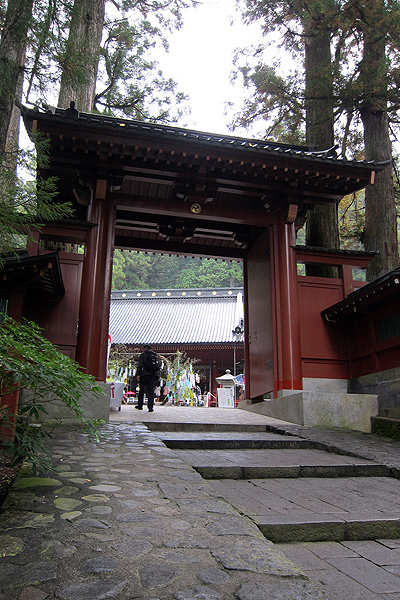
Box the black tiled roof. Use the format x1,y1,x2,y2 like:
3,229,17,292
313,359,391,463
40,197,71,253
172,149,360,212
30,104,388,170
295,245,375,257
322,268,400,322
0,251,64,301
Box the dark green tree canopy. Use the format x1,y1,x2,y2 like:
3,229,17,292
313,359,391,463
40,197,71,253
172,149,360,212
112,250,243,290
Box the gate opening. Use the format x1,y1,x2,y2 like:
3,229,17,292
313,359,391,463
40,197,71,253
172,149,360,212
108,250,246,405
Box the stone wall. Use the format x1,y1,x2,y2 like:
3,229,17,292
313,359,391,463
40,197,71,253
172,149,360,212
239,378,378,433
350,367,400,419
20,382,110,425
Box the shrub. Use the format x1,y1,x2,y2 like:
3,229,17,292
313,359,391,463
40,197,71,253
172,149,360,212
0,317,103,472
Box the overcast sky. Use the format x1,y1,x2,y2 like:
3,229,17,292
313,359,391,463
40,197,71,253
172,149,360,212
157,0,262,136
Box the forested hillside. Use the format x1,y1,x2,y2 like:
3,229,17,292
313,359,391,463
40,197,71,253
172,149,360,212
112,250,243,290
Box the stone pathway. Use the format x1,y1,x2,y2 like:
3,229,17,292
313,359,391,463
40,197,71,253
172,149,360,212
0,421,328,600
147,408,400,599
4,404,400,600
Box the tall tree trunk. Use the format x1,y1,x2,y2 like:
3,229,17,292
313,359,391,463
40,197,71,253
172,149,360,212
360,1,398,281
4,59,25,176
58,0,105,112
305,32,335,151
304,26,338,276
0,0,33,159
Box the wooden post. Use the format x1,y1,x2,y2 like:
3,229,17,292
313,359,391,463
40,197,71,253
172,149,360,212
341,264,355,297
273,217,302,394
75,180,115,380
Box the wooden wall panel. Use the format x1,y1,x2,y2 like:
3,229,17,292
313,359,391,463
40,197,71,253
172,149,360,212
298,276,350,378
30,254,84,352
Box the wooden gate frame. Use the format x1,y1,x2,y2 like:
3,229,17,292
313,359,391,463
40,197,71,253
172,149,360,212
21,105,381,399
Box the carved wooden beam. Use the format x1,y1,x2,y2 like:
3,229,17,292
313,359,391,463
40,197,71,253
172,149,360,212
114,235,246,260
112,193,275,228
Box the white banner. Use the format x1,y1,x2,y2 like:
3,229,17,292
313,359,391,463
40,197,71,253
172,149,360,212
217,387,235,408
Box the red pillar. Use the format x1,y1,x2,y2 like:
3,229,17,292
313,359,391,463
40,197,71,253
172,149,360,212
0,390,20,441
26,229,40,256
341,264,355,297
273,216,302,394
1,294,23,441
75,181,115,380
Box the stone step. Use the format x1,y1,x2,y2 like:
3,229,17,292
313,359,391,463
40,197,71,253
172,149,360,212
156,431,315,450
195,463,389,479
145,421,269,432
209,477,400,543
253,512,400,543
171,448,390,479
371,416,400,440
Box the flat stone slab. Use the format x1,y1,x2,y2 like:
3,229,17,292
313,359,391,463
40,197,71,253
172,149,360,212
340,539,400,565
178,448,388,479
253,512,400,543
0,534,24,556
139,563,180,588
4,417,400,600
79,557,119,573
13,477,62,489
210,476,400,542
235,579,327,600
211,538,304,576
54,498,82,511
157,431,315,450
253,514,347,543
88,484,122,492
145,421,271,432
55,580,128,599
326,556,400,593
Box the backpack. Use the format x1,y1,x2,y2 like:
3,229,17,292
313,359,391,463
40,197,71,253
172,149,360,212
144,350,161,373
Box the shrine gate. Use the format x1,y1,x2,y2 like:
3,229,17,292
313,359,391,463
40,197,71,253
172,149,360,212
9,104,386,428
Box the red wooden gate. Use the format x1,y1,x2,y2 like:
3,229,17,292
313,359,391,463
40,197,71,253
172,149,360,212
244,229,274,399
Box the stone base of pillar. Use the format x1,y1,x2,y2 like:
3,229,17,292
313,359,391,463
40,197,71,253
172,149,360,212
238,379,378,433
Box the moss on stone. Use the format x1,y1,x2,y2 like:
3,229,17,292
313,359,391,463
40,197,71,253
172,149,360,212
14,477,62,489
0,534,25,556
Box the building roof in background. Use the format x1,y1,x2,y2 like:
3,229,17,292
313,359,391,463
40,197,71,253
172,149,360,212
322,268,400,322
109,288,244,346
0,250,64,302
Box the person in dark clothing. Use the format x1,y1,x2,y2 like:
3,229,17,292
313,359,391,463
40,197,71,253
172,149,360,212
135,345,160,412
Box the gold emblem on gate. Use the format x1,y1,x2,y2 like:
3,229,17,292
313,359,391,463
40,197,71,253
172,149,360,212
190,202,202,214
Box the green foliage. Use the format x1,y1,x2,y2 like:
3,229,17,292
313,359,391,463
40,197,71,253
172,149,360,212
177,258,243,288
111,250,243,290
24,0,70,105
112,251,152,289
0,317,102,472
230,52,305,143
233,0,400,157
0,409,53,473
338,154,400,252
95,9,190,122
148,254,187,288
0,132,72,261
338,191,365,251
21,0,192,123
233,0,400,274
